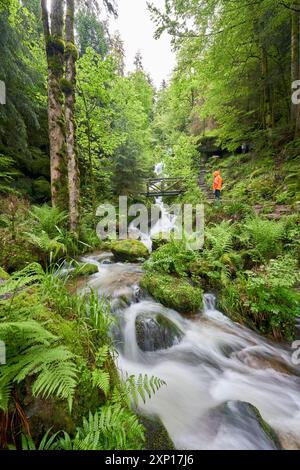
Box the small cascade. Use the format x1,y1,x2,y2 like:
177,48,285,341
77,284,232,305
77,176,300,449
128,162,178,252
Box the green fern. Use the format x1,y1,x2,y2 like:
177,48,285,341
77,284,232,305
244,217,285,260
20,429,61,450
112,373,166,408
0,320,78,411
92,369,110,396
57,405,145,450
25,231,66,258
29,205,67,237
205,220,234,259
0,262,45,297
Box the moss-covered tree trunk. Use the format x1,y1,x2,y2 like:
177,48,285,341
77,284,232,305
291,1,300,136
41,0,66,210
65,0,80,232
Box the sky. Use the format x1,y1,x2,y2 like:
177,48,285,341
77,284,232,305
109,0,176,88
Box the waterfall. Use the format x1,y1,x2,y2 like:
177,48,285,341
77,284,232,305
128,162,178,252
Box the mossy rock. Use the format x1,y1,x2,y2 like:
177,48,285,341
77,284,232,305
111,240,149,263
73,263,99,277
136,312,183,351
140,272,203,315
0,267,10,281
139,415,174,450
207,401,281,449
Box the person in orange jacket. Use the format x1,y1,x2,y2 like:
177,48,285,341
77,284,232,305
213,170,223,200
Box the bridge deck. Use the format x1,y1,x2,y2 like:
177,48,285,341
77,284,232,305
144,177,186,197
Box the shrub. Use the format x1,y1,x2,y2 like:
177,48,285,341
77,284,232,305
144,239,197,277
244,217,285,261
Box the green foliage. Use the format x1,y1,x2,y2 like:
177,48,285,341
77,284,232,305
244,217,285,261
144,239,197,277
29,205,67,237
220,255,300,340
204,221,235,260
20,429,61,451
114,374,166,409
0,155,19,194
0,319,78,411
57,405,145,450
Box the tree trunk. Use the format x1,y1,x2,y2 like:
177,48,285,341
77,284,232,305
41,0,66,209
291,1,300,135
65,0,80,232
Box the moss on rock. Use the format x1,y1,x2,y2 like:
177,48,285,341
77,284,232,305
73,263,99,277
111,240,149,263
139,415,174,450
135,312,183,351
140,272,203,315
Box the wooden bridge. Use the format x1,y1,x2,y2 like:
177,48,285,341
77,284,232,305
143,177,186,197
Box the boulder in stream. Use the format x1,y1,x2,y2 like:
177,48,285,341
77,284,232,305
140,272,203,315
136,312,183,352
207,401,281,450
111,240,149,263
72,262,99,277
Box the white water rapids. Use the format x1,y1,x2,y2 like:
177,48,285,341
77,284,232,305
79,162,300,449
80,255,300,450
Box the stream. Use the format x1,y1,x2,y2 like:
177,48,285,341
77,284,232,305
79,163,300,450
79,255,300,450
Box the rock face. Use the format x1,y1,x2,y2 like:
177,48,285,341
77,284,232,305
136,312,183,352
206,401,281,450
111,240,149,263
140,272,203,315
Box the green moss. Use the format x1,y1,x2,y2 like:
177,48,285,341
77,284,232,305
60,78,73,95
73,263,99,277
65,41,79,61
140,272,203,315
139,415,174,450
111,240,149,263
250,404,281,448
46,36,65,56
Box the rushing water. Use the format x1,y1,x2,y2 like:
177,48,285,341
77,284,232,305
80,254,300,450
79,162,300,449
128,162,178,252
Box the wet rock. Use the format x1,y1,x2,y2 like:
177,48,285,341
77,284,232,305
136,312,183,352
111,240,149,263
207,401,281,450
72,263,99,277
139,415,174,450
140,272,203,315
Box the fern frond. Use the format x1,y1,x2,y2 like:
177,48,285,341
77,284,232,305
92,368,110,396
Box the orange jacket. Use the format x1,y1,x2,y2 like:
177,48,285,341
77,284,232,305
213,171,223,191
